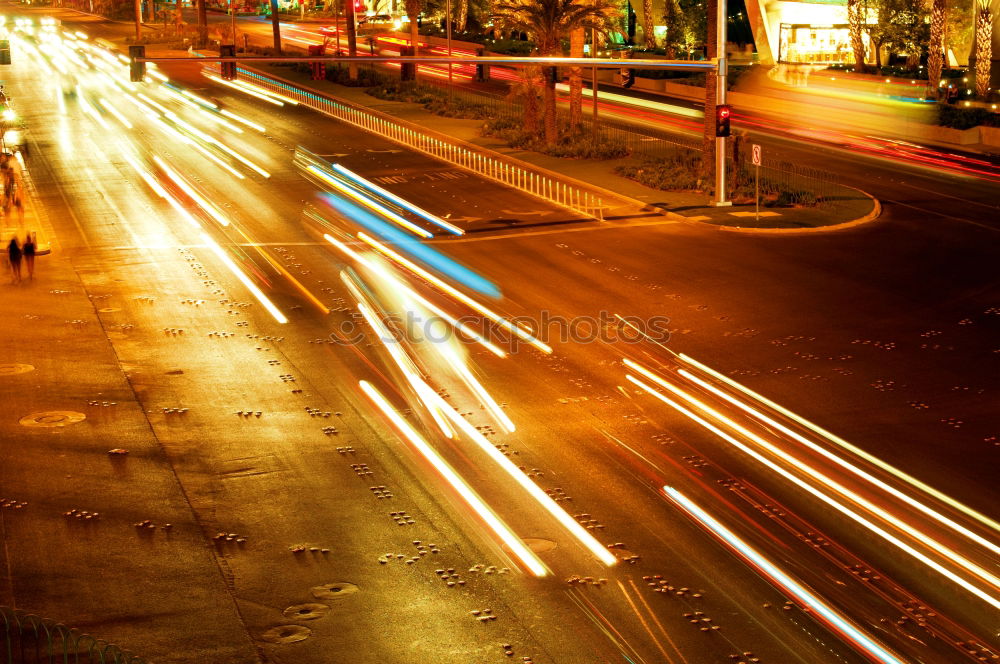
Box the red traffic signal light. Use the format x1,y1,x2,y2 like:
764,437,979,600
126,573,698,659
715,104,731,137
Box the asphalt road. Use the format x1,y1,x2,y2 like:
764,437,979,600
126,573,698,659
2,9,999,664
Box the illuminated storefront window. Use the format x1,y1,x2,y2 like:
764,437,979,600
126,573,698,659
778,23,861,63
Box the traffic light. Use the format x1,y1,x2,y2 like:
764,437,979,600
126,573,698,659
221,44,236,81
715,104,732,137
621,67,635,88
0,40,10,65
129,45,145,82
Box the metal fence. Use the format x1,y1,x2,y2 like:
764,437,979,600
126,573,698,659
207,65,608,221
1,606,146,664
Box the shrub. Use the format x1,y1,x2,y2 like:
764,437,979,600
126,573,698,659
616,155,821,206
936,104,1000,129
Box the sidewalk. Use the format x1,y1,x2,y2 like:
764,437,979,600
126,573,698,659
251,63,878,231
0,154,261,660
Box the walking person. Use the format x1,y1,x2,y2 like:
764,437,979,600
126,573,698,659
1,155,24,225
7,235,21,283
22,231,35,280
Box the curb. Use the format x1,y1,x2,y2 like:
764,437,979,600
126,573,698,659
247,68,883,234
240,64,653,221
715,186,882,235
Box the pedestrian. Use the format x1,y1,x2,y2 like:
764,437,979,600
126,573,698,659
22,231,35,280
1,155,23,224
7,235,21,283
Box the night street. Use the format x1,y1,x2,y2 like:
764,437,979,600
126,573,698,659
0,4,998,664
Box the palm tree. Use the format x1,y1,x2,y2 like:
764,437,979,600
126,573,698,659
508,65,544,135
974,0,993,98
927,0,946,94
642,0,656,48
568,27,585,129
456,0,469,32
848,0,866,72
662,0,679,58
269,0,282,53
405,0,423,62
492,0,620,145
196,0,208,47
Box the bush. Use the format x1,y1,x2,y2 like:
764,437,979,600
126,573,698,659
615,155,821,206
615,153,704,191
936,104,1000,129
484,118,630,159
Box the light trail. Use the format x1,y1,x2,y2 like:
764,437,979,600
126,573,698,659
331,163,464,235
206,73,301,106
416,375,618,566
355,232,552,354
628,360,1000,592
359,380,548,576
351,294,455,439
307,165,433,238
663,486,905,664
205,74,286,106
202,232,288,324
625,370,1000,611
677,353,1000,537
676,365,1000,558
219,108,266,132
322,233,506,357
440,345,515,434
152,156,231,227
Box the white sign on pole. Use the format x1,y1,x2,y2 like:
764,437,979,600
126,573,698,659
752,144,762,166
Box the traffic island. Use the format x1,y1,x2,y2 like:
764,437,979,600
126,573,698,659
245,62,880,233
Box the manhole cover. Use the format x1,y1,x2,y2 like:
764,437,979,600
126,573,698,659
282,603,330,620
0,364,34,376
98,308,120,313
310,582,359,600
19,411,86,428
260,624,311,644
505,538,557,554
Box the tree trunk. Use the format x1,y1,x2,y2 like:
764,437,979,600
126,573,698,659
409,12,420,76
569,28,584,131
543,67,558,145
975,1,993,98
927,0,945,97
269,0,282,53
701,0,717,189
848,0,866,73
135,0,143,40
175,0,182,27
642,0,656,48
347,0,358,79
456,0,467,32
197,0,207,47
874,40,882,70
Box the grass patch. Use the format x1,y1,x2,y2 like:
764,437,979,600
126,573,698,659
616,154,820,206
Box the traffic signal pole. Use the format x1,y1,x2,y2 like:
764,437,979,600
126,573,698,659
714,0,731,207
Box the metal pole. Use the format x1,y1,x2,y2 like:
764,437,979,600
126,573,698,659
714,0,730,206
446,0,453,98
590,27,598,137
754,163,759,221
230,0,236,46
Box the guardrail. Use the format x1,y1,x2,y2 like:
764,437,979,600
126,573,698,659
1,606,146,664
204,65,607,221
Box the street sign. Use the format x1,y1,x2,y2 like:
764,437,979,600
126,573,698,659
752,143,761,166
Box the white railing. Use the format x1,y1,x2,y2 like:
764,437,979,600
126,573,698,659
205,65,605,222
